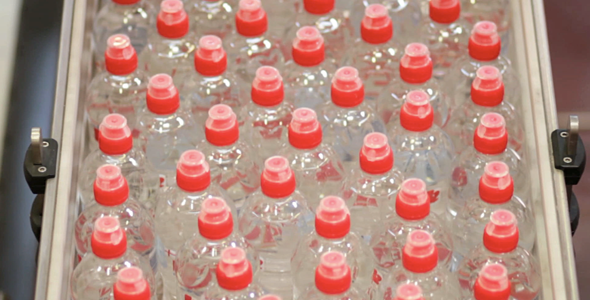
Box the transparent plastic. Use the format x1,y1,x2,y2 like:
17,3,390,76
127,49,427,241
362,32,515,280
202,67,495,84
260,0,297,39
186,0,236,39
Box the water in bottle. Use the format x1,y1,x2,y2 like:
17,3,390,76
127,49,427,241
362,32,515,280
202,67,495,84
350,0,421,45
114,267,152,300
460,0,511,51
186,0,235,38
471,264,512,300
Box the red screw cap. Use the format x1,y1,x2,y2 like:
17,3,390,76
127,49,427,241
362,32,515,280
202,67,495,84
429,0,460,24
474,113,508,155
91,216,127,259
394,284,425,300
361,4,393,44
471,66,504,107
400,90,434,132
402,230,438,273
157,0,189,39
316,196,351,239
474,264,511,300
105,34,138,76
261,156,296,198
292,26,325,67
288,108,322,149
176,150,211,192
195,35,228,76
258,296,282,300
315,251,351,295
469,21,501,61
303,0,334,15
359,133,394,174
216,247,253,290
252,66,284,106
112,0,140,4
236,0,268,37
94,165,129,206
396,178,430,221
114,267,151,300
205,104,239,146
331,67,365,107
483,209,519,253
400,43,433,84
98,114,133,155
147,74,180,115
479,161,514,204
198,197,234,240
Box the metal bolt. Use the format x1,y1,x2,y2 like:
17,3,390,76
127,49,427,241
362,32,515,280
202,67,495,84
38,166,47,173
42,141,49,147
563,157,573,164
560,131,569,138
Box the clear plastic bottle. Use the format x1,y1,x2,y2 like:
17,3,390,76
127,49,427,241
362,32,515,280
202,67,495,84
241,66,293,161
283,26,337,110
93,0,154,69
79,114,160,213
447,113,528,219
460,0,511,51
114,267,152,300
297,251,369,300
260,0,297,39
86,34,149,144
176,197,259,299
469,264,513,300
389,90,454,217
137,74,203,186
180,35,246,127
457,210,541,300
346,4,403,104
155,150,237,300
71,217,158,300
186,0,235,39
390,284,425,300
196,104,262,209
279,108,346,209
292,196,375,297
238,156,315,299
377,43,451,129
340,133,404,241
443,66,525,155
318,67,385,169
224,0,285,87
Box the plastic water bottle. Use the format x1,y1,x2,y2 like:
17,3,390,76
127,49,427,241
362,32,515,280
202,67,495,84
79,114,160,213
196,104,262,209
136,74,203,186
389,90,454,217
176,198,259,299
390,284,425,300
239,156,315,299
369,179,454,277
447,113,528,218
377,230,460,299
225,0,285,87
180,35,246,127
75,165,157,271
346,4,402,104
377,43,451,129
93,0,154,69
452,161,535,258
279,108,346,209
470,264,512,300
71,217,158,300
114,267,152,300
341,133,404,241
350,0,421,45
443,66,525,155
155,151,237,300
241,66,293,161
457,210,541,299
460,0,511,50
260,0,297,39
86,34,149,143
292,196,375,298
283,26,337,110
186,0,235,38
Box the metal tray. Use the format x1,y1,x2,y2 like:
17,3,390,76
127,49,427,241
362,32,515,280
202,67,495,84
33,0,579,299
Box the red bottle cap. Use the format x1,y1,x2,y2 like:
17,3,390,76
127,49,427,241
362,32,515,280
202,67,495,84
198,197,234,240
176,150,211,192
402,230,438,273
236,0,268,37
361,4,393,44
94,165,129,206
292,26,325,67
331,67,365,107
393,284,425,300
315,196,351,239
396,178,430,221
303,0,334,15
315,251,351,295
471,66,504,107
216,247,253,290
105,34,138,76
400,90,434,132
147,74,180,115
479,161,514,204
195,35,228,76
474,264,511,300
429,0,460,24
252,66,284,106
400,43,433,84
258,296,282,300
114,267,151,300
98,114,133,155
483,209,519,253
112,0,140,4
469,21,501,61
91,216,127,259
261,156,296,198
473,113,508,155
205,104,239,146
157,0,189,39
288,108,322,149
359,133,394,174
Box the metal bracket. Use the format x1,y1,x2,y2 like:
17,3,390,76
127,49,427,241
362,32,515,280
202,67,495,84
551,115,586,185
23,128,58,194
